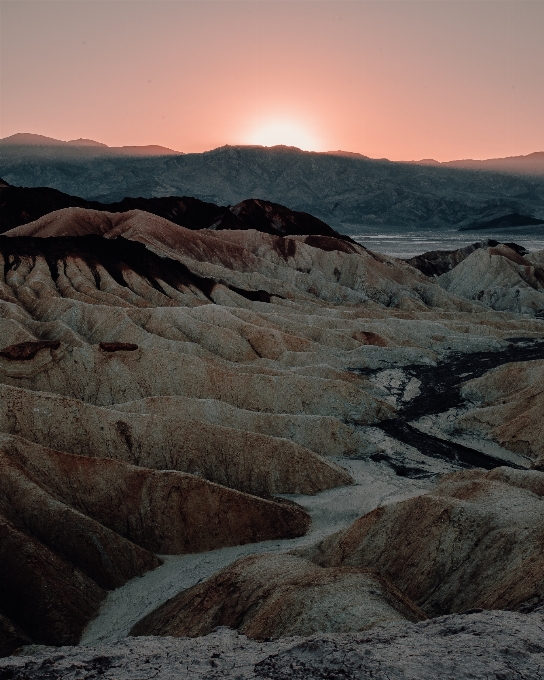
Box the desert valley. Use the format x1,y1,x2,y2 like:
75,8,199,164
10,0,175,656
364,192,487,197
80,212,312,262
0,157,544,677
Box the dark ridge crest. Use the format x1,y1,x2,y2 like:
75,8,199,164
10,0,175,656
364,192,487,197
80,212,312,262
0,183,355,245
0,234,279,303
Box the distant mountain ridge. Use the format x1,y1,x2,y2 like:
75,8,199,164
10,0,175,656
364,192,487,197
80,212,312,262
412,152,544,177
1,138,544,230
0,133,182,157
3,134,542,174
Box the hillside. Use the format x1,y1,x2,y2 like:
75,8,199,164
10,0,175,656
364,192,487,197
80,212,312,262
2,144,544,230
0,179,347,239
1,202,544,666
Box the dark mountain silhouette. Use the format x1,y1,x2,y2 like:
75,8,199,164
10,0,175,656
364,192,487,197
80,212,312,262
65,138,108,148
0,182,90,231
0,178,351,241
0,133,181,157
424,152,544,177
1,133,77,146
459,212,544,231
405,239,530,277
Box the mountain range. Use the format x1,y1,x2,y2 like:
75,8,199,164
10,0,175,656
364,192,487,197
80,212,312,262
0,133,182,158
1,135,544,231
413,151,544,176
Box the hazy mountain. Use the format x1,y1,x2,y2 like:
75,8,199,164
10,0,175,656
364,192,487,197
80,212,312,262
0,133,182,158
414,152,544,177
460,212,544,231
1,141,544,230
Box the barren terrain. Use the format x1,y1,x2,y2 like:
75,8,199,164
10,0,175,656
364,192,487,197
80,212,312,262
1,195,544,677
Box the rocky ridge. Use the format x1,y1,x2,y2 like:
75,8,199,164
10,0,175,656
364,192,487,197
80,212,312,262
0,178,345,240
413,358,544,470
127,463,544,643
130,553,426,640
296,467,544,615
406,239,544,316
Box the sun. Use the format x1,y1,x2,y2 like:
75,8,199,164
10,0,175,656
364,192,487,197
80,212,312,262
246,120,321,151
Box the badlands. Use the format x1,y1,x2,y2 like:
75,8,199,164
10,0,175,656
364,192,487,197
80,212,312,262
1,188,544,677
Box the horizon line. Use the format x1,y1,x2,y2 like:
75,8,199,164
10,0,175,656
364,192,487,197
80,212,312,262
1,132,543,165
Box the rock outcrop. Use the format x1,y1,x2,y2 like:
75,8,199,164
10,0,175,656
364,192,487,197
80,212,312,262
2,143,544,228
131,554,425,640
298,467,544,616
438,243,544,315
406,239,528,277
455,360,544,468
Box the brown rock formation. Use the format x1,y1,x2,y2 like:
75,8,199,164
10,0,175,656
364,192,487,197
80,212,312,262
0,433,310,556
457,360,544,467
131,553,425,640
0,433,310,649
298,468,544,616
0,384,352,496
0,340,60,360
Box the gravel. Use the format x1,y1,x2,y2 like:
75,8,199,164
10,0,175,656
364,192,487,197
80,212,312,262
2,607,543,679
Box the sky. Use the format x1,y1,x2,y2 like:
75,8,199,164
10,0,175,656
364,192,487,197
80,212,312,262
0,0,543,161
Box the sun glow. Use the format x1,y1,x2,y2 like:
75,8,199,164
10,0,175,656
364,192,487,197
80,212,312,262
246,120,322,151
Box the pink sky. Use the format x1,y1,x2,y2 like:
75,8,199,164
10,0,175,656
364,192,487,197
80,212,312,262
1,1,542,161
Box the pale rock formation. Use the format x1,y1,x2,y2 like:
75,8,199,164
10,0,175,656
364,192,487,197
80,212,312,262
0,383,351,496
527,248,544,268
0,342,389,421
1,208,490,311
297,467,544,616
439,244,544,315
130,553,426,640
114,396,367,458
409,359,544,468
457,359,544,468
406,240,493,277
